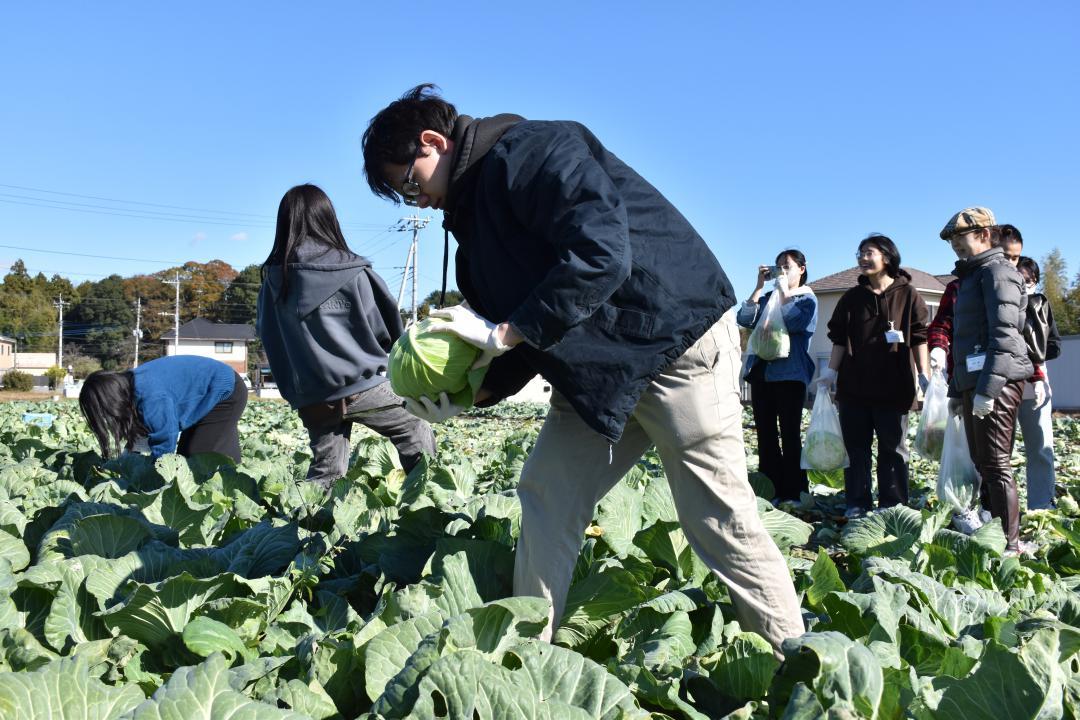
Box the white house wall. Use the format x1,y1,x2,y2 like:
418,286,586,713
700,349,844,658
163,342,248,375
1046,335,1080,411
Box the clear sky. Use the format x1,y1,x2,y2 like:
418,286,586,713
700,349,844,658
2,2,1077,305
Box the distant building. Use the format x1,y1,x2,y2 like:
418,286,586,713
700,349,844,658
1046,335,1079,412
805,266,948,379
0,335,15,371
7,352,59,388
160,318,256,377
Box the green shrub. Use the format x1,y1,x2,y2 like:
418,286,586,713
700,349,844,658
44,365,67,390
2,369,34,392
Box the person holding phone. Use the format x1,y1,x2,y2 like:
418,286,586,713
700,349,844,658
737,250,817,503
257,184,434,488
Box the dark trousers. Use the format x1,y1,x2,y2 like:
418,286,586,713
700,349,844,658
962,381,1024,551
304,382,435,489
177,373,248,463
838,399,909,511
749,380,808,501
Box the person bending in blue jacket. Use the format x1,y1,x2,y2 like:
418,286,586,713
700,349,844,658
736,250,818,503
79,355,247,462
359,84,804,657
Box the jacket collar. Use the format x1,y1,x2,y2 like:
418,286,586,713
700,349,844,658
444,113,526,215
954,246,1004,277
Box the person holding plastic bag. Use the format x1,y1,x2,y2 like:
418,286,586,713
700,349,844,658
737,250,817,503
914,369,949,460
817,234,929,519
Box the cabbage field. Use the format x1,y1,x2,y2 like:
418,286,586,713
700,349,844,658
0,399,1079,719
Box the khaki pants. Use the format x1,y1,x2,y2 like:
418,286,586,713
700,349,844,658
513,311,804,656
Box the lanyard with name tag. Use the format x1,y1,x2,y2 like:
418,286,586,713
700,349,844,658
884,320,905,344
966,351,986,372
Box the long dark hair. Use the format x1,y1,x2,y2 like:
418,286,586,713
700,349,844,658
79,370,146,459
858,234,902,278
262,184,352,299
776,249,808,287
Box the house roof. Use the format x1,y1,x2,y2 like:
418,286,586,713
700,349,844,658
0,335,14,344
935,274,957,285
808,266,948,294
160,318,255,341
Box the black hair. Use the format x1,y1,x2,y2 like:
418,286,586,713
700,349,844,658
362,84,459,203
776,249,808,287
1017,255,1040,284
999,223,1023,246
79,370,146,459
858,234,902,278
263,184,352,299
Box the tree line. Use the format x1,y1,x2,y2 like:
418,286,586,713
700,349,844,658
6,246,1072,379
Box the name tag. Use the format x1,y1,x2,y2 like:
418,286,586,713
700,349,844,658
884,329,905,344
966,353,986,372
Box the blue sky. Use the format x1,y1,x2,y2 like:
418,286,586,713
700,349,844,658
2,2,1078,305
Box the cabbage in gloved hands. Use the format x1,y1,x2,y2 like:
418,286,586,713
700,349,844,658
389,319,489,407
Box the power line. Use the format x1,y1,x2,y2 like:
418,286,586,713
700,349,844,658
0,242,186,265
0,183,387,230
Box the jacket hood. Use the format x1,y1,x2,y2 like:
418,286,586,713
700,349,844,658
264,243,371,318
953,246,1005,277
445,113,526,213
855,268,912,292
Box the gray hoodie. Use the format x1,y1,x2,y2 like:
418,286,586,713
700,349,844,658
257,243,402,409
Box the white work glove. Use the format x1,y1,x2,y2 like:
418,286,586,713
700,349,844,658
817,367,838,390
971,394,995,419
1033,379,1050,407
428,305,512,369
918,372,930,394
948,397,964,417
929,347,947,373
402,392,465,424
775,271,790,294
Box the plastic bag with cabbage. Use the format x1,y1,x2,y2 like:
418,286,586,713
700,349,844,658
748,290,791,361
389,319,489,407
801,390,849,471
937,412,977,512
914,369,948,460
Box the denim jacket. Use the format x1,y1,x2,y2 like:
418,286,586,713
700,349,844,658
736,287,817,386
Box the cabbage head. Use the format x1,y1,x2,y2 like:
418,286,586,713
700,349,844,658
803,430,847,471
914,419,947,461
389,319,489,407
750,325,790,361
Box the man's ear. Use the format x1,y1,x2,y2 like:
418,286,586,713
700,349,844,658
419,129,451,153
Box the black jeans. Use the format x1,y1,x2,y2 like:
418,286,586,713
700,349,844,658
962,380,1024,551
749,380,808,501
838,399,909,511
176,373,248,463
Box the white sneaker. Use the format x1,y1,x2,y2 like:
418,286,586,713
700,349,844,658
952,508,984,535
843,506,867,520
978,509,992,524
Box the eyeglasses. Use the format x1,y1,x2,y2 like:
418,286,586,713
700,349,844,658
855,249,881,260
400,152,421,207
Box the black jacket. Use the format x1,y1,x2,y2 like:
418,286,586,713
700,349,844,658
1024,292,1061,365
443,115,736,443
826,270,928,412
950,247,1033,398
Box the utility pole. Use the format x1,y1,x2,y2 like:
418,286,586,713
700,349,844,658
162,272,182,355
133,297,142,367
393,214,430,326
53,294,68,369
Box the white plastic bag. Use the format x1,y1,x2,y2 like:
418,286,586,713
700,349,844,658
801,390,850,471
748,291,791,361
914,369,949,460
937,413,977,512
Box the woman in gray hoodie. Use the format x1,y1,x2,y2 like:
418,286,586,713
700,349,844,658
257,185,434,488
